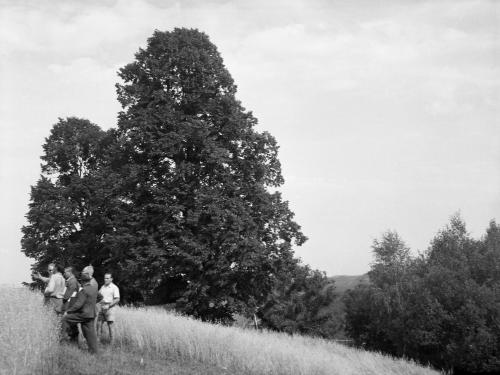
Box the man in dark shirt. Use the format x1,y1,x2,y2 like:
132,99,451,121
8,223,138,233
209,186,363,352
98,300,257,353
61,267,99,353
62,266,80,312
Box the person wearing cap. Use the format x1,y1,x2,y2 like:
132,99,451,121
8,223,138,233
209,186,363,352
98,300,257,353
61,267,99,354
34,263,65,314
97,272,120,343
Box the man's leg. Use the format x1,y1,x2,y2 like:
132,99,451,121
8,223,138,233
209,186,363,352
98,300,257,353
97,319,102,338
61,314,80,343
80,319,99,354
54,298,64,315
46,298,56,312
107,321,114,343
94,304,99,332
96,310,102,338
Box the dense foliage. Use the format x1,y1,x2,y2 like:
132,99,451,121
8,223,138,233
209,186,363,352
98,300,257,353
344,216,500,373
22,28,306,321
21,118,117,284
258,261,342,338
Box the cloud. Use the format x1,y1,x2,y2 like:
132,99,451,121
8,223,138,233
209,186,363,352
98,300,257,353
2,0,497,105
214,0,499,116
47,57,120,85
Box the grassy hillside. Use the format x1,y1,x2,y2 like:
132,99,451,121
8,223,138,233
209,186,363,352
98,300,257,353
329,274,370,295
0,286,440,375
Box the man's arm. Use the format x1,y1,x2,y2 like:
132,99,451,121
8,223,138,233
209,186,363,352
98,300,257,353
63,278,78,302
110,286,120,307
34,272,50,283
66,290,86,313
109,297,120,308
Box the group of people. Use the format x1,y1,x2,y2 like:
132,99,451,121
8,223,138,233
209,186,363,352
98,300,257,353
34,263,120,354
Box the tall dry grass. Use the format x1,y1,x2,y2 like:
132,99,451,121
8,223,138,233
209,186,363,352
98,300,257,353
0,286,59,375
0,286,442,375
113,306,441,375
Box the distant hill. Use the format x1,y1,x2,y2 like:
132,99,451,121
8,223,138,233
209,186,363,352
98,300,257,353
314,274,371,339
329,274,370,295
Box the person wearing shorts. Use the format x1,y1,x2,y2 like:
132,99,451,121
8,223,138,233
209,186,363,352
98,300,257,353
97,273,120,343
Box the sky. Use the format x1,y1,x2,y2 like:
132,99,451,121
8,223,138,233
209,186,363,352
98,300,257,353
1,0,499,285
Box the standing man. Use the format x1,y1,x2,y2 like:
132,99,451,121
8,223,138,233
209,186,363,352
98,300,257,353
34,263,65,314
62,266,80,312
97,273,120,343
61,267,99,354
82,265,100,330
82,265,98,292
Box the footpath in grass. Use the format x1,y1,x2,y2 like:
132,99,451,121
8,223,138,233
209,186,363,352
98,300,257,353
52,343,230,375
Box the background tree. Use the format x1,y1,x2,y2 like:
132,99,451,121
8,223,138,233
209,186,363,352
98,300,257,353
22,117,117,283
344,231,417,355
344,216,500,373
421,216,500,373
258,262,342,338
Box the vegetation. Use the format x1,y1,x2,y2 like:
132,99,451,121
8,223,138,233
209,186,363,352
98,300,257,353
0,286,59,374
329,274,369,295
344,215,500,374
0,286,440,375
258,263,342,338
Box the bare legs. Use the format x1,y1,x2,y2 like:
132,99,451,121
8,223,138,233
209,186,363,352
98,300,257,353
97,320,114,343
107,321,114,343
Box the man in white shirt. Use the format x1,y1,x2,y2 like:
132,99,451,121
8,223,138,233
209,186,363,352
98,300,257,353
97,272,120,343
34,263,66,314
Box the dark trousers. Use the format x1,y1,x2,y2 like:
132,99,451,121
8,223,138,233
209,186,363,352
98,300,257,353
62,314,99,354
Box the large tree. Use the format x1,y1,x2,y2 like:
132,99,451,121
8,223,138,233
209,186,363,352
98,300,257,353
22,28,306,321
111,28,306,320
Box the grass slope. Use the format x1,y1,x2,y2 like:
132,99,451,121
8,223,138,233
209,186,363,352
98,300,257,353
53,345,226,375
329,274,370,295
0,286,441,375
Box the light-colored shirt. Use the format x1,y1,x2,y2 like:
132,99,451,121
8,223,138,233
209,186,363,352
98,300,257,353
99,282,120,304
45,272,66,298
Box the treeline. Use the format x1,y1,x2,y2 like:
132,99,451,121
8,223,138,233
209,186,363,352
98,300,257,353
344,216,500,374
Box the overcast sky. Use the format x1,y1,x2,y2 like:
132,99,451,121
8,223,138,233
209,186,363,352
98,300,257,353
1,0,498,284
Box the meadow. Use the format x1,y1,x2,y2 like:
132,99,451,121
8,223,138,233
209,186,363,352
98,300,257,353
0,286,59,375
0,286,441,375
